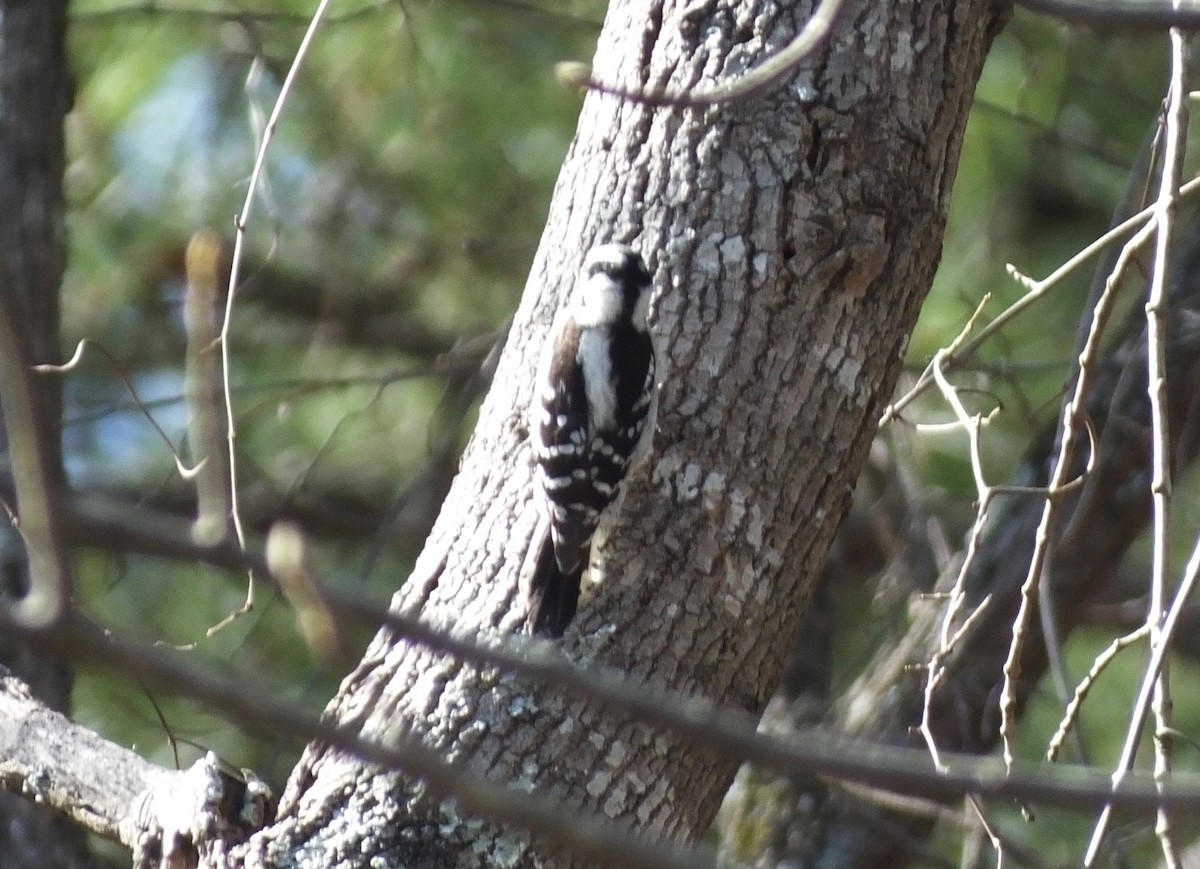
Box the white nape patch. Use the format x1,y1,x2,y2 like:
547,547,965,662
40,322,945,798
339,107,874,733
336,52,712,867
573,272,623,327
578,327,616,430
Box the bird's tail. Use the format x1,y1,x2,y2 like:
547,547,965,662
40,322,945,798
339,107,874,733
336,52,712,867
526,532,585,637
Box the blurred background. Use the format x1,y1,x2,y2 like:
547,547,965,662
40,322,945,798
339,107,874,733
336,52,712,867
64,0,599,787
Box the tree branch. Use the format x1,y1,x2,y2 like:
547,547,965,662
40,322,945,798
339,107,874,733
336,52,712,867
1016,0,1200,29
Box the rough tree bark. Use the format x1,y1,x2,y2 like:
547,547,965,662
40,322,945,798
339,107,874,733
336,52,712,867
228,1,1004,865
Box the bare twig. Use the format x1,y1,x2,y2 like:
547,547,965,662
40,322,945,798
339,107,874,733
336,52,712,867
999,217,1157,771
35,340,202,479
919,339,1000,771
562,0,848,108
0,269,70,628
1085,26,1190,867
69,0,597,30
1081,498,1200,864
265,521,344,665
216,0,335,630
70,0,390,25
64,352,488,431
963,795,1006,868
1146,26,1188,866
1047,626,1150,763
183,229,232,546
1016,0,1200,29
880,174,1200,428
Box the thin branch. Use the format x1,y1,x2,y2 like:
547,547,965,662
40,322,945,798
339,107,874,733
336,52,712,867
880,174,1200,429
1034,126,1161,792
1047,626,1150,763
998,216,1157,771
35,339,202,479
0,266,70,628
217,0,335,627
971,99,1139,170
564,0,848,108
1016,0,1200,29
71,0,391,26
63,353,486,430
1147,25,1188,867
963,795,1006,869
1082,489,1200,863
264,521,343,664
183,229,233,547
1086,27,1190,866
18,495,1200,817
919,341,1000,771
70,0,598,30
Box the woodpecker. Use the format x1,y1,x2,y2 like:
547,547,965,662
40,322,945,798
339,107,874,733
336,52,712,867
527,243,657,636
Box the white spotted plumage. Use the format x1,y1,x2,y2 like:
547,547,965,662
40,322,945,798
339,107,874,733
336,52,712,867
526,243,658,637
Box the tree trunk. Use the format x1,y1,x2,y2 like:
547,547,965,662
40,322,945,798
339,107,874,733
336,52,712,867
0,1,81,866
0,0,69,463
226,1,1006,865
